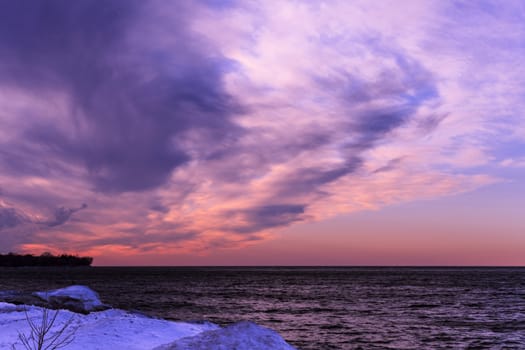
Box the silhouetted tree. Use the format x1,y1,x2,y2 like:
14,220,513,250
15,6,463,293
0,253,93,267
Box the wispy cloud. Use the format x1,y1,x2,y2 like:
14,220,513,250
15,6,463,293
0,201,86,250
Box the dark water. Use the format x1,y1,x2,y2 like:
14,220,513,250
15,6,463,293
1,267,524,349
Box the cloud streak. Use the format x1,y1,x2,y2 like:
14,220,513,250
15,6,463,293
0,202,86,230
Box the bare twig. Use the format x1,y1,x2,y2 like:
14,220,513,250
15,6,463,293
12,306,76,350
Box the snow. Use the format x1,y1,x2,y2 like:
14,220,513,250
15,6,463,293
34,285,106,312
0,303,219,350
0,286,297,350
154,321,297,350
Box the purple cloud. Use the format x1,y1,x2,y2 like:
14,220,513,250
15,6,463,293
0,0,242,193
0,206,29,230
43,204,88,227
0,203,86,230
230,204,306,234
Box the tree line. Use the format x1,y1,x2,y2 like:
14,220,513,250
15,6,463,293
0,252,93,267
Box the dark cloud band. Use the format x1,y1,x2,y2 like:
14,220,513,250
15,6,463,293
0,0,242,193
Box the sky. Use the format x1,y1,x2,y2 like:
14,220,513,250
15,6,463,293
0,0,524,266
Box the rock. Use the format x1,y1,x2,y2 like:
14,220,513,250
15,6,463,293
33,285,109,314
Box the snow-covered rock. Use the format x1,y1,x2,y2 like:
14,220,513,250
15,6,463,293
33,285,109,313
154,321,297,350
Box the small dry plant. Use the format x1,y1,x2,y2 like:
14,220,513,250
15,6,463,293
12,307,76,350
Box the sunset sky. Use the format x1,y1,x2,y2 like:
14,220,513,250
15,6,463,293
0,0,524,266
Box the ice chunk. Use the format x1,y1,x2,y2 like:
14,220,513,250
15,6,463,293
34,285,108,313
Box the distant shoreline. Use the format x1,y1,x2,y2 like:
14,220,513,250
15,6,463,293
1,264,523,269
0,253,93,267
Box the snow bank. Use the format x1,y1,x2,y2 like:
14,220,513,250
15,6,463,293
33,285,107,313
0,303,219,350
0,285,297,350
154,321,297,350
